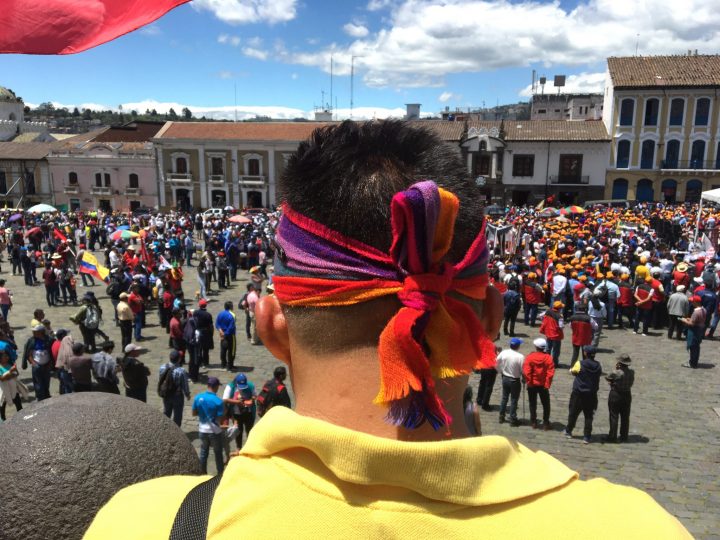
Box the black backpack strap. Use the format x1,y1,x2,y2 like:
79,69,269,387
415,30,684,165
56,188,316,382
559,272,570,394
169,475,222,540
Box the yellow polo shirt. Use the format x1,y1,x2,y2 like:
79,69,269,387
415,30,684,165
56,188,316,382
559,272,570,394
84,407,690,539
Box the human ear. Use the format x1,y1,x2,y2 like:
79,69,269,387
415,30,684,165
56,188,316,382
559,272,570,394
482,285,503,339
256,294,291,365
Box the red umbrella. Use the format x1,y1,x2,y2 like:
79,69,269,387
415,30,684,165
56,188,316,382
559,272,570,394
229,215,252,224
24,226,42,237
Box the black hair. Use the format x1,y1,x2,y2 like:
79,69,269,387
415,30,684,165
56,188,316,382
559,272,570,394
72,342,85,355
224,301,233,310
274,366,287,380
280,120,483,261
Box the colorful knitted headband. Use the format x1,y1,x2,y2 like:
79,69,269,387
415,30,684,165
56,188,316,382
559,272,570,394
273,180,496,429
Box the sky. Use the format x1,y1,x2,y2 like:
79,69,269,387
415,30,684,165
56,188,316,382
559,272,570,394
2,0,720,121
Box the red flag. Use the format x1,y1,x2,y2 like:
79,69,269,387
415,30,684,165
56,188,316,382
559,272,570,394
140,238,154,271
0,0,190,54
53,228,68,242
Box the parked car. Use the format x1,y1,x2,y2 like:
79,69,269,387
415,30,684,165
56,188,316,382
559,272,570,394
132,206,155,217
202,208,225,218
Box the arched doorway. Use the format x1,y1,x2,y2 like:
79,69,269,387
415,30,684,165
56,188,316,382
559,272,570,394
636,179,654,202
612,178,628,200
176,188,191,212
661,179,677,203
247,191,263,208
211,190,227,207
686,180,703,203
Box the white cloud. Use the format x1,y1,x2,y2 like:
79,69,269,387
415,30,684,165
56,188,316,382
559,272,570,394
193,0,298,25
343,23,369,38
282,0,720,88
139,25,162,36
218,34,241,46
518,71,606,97
367,0,393,11
243,47,269,60
438,91,461,103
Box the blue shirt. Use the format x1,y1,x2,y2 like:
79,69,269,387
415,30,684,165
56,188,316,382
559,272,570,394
215,310,236,336
192,390,224,433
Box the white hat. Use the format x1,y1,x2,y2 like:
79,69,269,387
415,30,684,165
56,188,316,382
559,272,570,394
124,343,144,353
533,337,547,349
676,285,686,292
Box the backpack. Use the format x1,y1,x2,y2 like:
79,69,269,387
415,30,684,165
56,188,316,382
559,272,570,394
597,282,609,303
183,316,198,346
505,290,521,312
158,364,178,398
256,380,283,417
590,294,602,311
106,280,120,298
84,304,100,330
507,274,520,290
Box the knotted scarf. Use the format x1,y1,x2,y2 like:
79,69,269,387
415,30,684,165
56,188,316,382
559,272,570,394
273,181,495,429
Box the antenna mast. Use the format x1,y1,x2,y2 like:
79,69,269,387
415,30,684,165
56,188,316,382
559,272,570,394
350,56,355,120
330,54,334,118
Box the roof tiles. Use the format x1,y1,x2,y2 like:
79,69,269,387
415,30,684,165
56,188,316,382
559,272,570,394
608,55,720,88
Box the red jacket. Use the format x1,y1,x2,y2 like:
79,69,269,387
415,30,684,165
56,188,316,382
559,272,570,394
618,281,634,307
672,271,690,289
523,282,543,304
540,310,564,340
523,352,555,388
128,292,144,315
634,284,653,311
569,313,593,346
651,278,665,303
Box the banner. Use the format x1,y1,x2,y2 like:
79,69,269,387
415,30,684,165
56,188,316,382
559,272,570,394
79,252,109,282
53,228,68,243
0,0,190,54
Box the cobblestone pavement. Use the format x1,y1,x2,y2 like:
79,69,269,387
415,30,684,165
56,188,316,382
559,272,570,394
5,262,719,538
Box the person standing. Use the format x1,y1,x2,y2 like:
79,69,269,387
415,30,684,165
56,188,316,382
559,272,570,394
475,346,499,412
587,295,606,348
540,301,564,367
667,286,690,340
681,295,706,369
215,301,237,371
119,343,150,402
605,354,635,443
567,305,593,367
563,345,602,444
223,373,256,449
633,276,654,336
127,284,145,342
522,272,543,327
523,338,555,430
616,273,635,330
22,324,53,401
192,376,225,475
495,338,525,426
256,366,292,417
159,350,191,427
70,293,103,353
245,285,260,345
0,349,23,420
239,284,254,341
91,341,120,394
116,292,134,349
66,342,93,392
502,282,521,337
0,279,12,321
194,299,214,368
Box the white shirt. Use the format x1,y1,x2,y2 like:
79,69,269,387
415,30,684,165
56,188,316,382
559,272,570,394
552,275,568,296
495,349,525,379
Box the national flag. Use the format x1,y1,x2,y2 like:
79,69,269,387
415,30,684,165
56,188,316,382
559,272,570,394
79,252,110,282
140,238,155,271
0,0,190,55
53,228,68,242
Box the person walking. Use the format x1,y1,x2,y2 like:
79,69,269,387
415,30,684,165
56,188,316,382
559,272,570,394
616,273,635,330
587,294,606,347
605,354,635,443
563,345,602,444
215,301,237,371
475,346,499,412
495,338,525,426
119,343,150,402
223,373,256,449
522,338,555,430
667,285,690,340
127,284,145,342
540,301,564,367
0,348,23,420
192,376,225,475
0,279,12,321
681,295,706,369
70,293,103,353
159,350,191,427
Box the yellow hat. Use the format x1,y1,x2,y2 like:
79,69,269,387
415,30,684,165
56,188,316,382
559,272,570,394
553,301,564,309
620,273,630,280
645,276,653,283
606,271,614,278
640,256,648,263
579,275,588,282
528,272,537,279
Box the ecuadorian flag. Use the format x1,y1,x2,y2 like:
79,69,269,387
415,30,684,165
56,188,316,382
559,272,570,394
79,252,110,282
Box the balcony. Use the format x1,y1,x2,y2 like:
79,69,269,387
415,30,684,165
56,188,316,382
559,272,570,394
208,174,226,183
125,187,142,196
549,175,590,185
166,172,193,183
63,184,79,194
90,186,112,195
661,160,720,171
239,175,266,187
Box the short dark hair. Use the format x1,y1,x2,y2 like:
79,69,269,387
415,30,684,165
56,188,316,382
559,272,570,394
224,301,233,311
274,366,287,379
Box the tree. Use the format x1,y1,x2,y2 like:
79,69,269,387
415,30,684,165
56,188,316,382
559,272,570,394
130,110,138,117
72,107,80,117
182,107,192,120
168,108,178,120
82,108,92,120
150,109,158,117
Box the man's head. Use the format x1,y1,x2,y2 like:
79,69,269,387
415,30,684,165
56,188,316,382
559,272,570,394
124,343,143,357
224,301,233,311
533,337,547,351
583,345,597,358
33,309,45,321
198,299,208,309
207,376,220,393
72,342,85,356
32,324,45,336
273,366,287,381
169,350,181,364
101,341,115,353
509,337,522,350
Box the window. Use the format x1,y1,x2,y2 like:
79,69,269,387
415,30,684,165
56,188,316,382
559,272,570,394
695,98,710,126
95,173,102,186
475,155,490,176
619,99,634,126
129,173,139,188
669,98,684,126
25,171,35,195
104,173,111,187
211,190,227,207
644,98,659,126
68,172,78,185
512,155,534,176
211,157,224,176
716,142,720,169
558,155,583,183
0,171,6,193
640,140,655,169
70,198,81,211
691,140,706,168
665,140,680,168
129,201,141,212
616,140,630,168
175,157,188,174
537,109,546,114
686,180,703,203
247,158,260,176
98,199,112,212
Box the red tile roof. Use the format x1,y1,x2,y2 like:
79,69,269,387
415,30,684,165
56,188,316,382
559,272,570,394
93,121,165,143
156,121,335,141
0,142,53,160
608,55,720,88
502,120,609,141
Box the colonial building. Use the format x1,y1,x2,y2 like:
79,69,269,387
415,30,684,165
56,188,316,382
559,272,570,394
0,86,52,143
0,142,55,208
48,121,163,212
457,120,609,205
153,122,331,211
603,54,720,203
531,93,604,121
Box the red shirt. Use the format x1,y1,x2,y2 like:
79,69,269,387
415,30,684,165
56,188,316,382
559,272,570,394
523,282,543,304
540,310,564,340
169,317,183,339
162,290,174,309
618,282,634,307
672,271,690,289
523,352,555,388
128,292,144,314
569,314,593,346
634,285,653,310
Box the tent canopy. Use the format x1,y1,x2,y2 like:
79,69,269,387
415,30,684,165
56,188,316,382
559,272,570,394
701,187,720,205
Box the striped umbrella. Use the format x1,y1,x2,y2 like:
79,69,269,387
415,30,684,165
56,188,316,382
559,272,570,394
562,205,585,215
110,229,140,241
